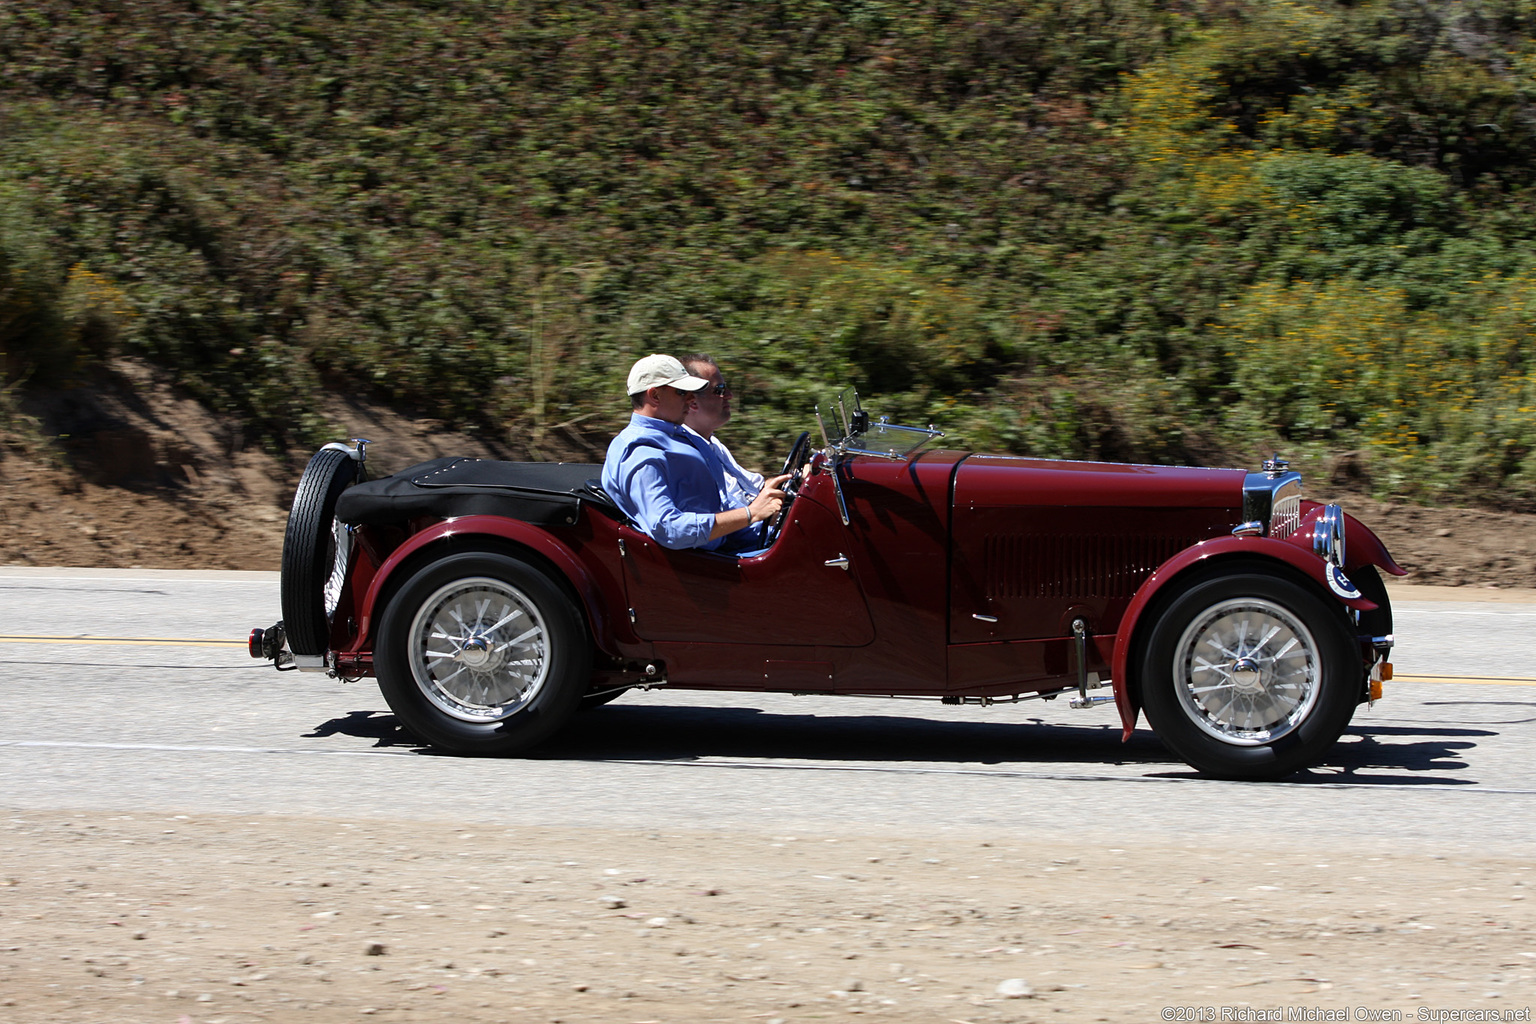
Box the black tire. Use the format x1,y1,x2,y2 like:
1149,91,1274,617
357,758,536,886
1140,570,1361,780
374,551,591,755
281,447,361,656
1351,563,1392,633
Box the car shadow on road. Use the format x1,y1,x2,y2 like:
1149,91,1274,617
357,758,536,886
303,703,1496,785
549,703,1173,770
303,709,423,748
1289,723,1490,785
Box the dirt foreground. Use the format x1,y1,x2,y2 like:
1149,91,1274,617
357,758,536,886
2,810,1532,1024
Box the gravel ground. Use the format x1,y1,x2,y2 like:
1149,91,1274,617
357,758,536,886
2,810,1532,1023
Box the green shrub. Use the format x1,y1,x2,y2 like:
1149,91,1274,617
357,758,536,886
2,0,1535,506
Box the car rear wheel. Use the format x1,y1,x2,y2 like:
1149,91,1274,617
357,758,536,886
1140,570,1360,780
374,551,590,755
281,447,362,656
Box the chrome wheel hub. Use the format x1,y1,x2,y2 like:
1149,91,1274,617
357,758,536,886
1173,597,1320,745
1229,656,1263,694
455,635,496,670
407,577,549,723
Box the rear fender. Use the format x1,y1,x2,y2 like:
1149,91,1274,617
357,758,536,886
1110,534,1393,738
349,516,608,654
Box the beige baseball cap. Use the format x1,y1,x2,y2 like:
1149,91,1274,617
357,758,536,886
626,354,710,396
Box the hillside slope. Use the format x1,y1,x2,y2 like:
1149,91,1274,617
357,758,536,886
3,2,1535,519
2,358,1532,587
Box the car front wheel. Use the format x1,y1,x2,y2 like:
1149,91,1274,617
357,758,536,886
374,551,591,755
1140,570,1361,780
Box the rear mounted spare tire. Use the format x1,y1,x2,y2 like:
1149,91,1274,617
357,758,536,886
281,447,362,656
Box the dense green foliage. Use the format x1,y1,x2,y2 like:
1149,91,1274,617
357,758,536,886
2,1,1535,505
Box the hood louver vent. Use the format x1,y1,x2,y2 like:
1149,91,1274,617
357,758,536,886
983,534,1197,600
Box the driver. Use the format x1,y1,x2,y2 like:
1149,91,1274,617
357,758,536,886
680,354,767,509
601,354,788,552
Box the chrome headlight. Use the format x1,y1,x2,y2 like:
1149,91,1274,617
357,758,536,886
1312,503,1346,566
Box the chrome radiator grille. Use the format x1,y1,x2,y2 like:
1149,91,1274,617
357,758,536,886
1243,469,1304,539
1270,485,1302,539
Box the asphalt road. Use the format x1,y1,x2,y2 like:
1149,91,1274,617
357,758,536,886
2,567,1533,856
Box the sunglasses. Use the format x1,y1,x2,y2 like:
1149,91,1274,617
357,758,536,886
709,382,733,396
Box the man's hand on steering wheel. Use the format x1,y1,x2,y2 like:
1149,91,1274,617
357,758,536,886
747,477,788,529
758,431,814,546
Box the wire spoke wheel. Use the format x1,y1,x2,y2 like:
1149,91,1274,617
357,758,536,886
1140,569,1362,780
1173,597,1319,745
375,551,590,755
408,577,550,722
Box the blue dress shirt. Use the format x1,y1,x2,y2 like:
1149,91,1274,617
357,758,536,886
602,414,752,551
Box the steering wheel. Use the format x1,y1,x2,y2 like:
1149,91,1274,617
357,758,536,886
760,431,812,547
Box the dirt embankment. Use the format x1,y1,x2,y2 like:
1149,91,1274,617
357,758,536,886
3,358,1534,586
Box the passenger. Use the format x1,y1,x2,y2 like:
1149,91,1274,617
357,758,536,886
601,354,787,552
680,353,767,510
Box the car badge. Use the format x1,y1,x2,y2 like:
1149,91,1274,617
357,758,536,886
1326,563,1360,600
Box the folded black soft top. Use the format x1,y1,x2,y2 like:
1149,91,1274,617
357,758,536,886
335,457,620,527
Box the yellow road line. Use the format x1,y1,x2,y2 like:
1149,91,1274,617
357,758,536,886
0,636,1531,686
1392,674,1536,687
0,635,248,648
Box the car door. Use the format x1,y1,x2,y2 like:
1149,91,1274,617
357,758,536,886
616,472,875,647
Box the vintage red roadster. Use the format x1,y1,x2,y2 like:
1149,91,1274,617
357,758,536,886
250,389,1402,780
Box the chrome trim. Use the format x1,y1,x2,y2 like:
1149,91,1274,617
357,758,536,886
1313,503,1346,566
1242,468,1303,539
1231,520,1264,538
405,576,550,723
851,686,1082,706
1173,596,1320,745
971,613,998,623
1070,618,1110,708
824,554,850,571
829,463,850,525
320,437,371,463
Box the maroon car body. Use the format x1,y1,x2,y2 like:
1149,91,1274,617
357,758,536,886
253,395,1403,779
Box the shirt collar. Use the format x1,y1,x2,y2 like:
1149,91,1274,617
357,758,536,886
631,412,691,438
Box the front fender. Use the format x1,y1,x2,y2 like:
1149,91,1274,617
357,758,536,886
1298,502,1408,578
1109,533,1393,738
351,516,609,653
